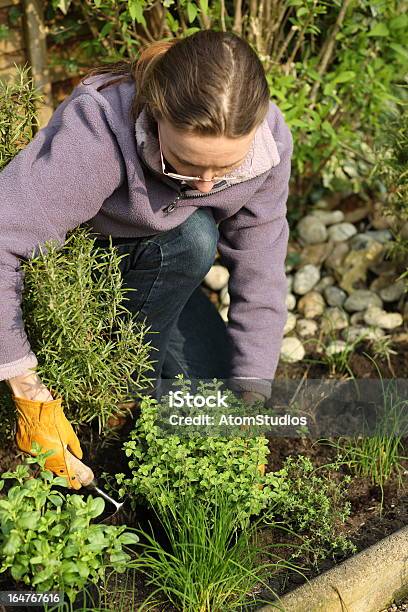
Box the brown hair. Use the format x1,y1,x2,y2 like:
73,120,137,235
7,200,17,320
81,30,270,138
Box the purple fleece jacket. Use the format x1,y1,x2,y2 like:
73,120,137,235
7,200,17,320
0,73,293,398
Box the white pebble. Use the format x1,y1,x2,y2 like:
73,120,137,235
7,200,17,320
219,305,229,322
220,285,230,306
293,264,321,295
327,222,357,242
326,340,347,356
286,293,296,311
321,307,349,333
297,291,325,319
280,337,306,362
363,306,403,330
379,280,405,303
204,265,229,291
296,318,318,338
297,215,328,244
342,326,385,343
287,274,294,293
283,312,297,335
310,209,345,225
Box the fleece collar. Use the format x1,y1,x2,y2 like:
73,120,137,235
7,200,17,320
134,106,281,191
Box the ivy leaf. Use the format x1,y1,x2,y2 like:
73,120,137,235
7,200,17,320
10,564,26,581
100,22,114,37
48,494,63,507
187,2,197,23
76,561,90,579
390,43,408,61
166,12,179,33
367,22,389,37
296,7,308,18
53,476,70,487
128,0,147,27
109,551,130,563
332,71,356,84
389,14,408,30
57,0,72,14
2,531,22,556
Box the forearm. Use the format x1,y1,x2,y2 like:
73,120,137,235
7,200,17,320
6,371,53,402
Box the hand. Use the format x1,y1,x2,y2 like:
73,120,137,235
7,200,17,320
9,373,89,489
240,390,266,406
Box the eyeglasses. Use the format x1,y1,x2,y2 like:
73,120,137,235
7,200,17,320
157,122,254,183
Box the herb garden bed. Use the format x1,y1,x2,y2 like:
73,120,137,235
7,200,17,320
2,421,405,610
0,341,407,611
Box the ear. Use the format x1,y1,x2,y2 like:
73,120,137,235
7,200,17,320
150,106,161,122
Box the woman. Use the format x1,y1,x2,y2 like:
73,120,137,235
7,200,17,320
1,30,293,488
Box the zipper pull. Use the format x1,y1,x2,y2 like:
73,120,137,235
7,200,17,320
163,194,182,214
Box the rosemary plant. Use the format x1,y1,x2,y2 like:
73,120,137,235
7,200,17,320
21,228,156,432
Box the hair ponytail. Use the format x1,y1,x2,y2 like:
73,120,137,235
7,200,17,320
81,30,270,137
133,39,180,120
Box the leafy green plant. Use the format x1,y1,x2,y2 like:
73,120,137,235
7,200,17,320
0,444,139,604
129,482,299,612
304,322,363,378
21,227,155,432
371,103,408,283
321,369,408,511
372,105,408,224
268,455,356,565
0,65,42,171
112,377,281,525
369,334,398,376
111,377,355,565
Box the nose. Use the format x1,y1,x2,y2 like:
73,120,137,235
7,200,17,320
193,169,218,192
193,180,216,193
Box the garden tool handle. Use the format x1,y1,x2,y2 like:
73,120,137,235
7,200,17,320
65,449,94,487
84,477,125,512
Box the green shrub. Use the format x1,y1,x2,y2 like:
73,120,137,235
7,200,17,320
270,455,356,565
112,377,355,562
0,65,41,171
0,446,139,604
21,227,155,431
371,104,408,279
114,380,277,525
374,107,408,221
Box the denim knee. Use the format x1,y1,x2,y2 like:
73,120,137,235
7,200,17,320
177,208,219,280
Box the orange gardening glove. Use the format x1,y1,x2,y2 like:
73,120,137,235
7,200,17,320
13,396,83,490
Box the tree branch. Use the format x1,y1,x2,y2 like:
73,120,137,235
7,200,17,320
309,0,352,105
232,0,242,35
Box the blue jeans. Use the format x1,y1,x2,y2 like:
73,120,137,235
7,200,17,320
94,207,232,399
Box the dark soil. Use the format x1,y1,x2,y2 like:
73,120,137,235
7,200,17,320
274,338,408,380
257,436,408,604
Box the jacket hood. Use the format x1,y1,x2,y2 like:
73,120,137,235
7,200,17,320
134,104,281,191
